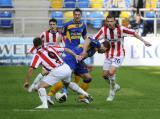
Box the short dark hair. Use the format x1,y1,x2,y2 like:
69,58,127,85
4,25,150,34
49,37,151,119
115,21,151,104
102,41,110,50
49,18,57,24
106,14,116,21
33,37,42,47
73,8,82,15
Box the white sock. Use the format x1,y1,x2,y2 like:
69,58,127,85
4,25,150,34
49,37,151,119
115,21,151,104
34,82,40,90
33,73,43,85
69,82,89,97
109,75,116,90
38,88,48,106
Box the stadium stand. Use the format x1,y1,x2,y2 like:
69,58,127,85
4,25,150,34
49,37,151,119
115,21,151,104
0,0,13,8
77,0,89,8
50,0,63,8
0,0,13,28
90,12,104,28
90,0,104,8
82,12,91,24
125,0,132,8
50,11,63,28
0,0,160,36
64,11,73,23
145,0,158,8
64,0,76,8
120,11,131,27
0,11,12,28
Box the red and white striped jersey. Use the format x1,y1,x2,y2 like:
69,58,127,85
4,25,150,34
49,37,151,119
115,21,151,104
95,25,136,58
28,30,63,54
40,30,62,44
30,45,65,71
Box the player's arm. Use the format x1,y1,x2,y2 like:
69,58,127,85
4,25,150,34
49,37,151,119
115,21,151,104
24,54,41,89
61,23,68,40
24,67,34,89
81,24,89,58
134,32,151,47
81,36,91,58
122,26,151,47
64,48,82,61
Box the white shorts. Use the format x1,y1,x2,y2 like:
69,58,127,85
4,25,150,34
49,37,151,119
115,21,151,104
103,56,124,70
42,63,72,86
84,57,93,65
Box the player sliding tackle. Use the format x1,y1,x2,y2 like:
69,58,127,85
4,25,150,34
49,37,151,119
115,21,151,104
46,37,110,104
27,37,110,104
24,37,92,109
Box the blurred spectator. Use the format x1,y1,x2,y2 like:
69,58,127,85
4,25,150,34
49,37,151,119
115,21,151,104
132,0,146,15
128,14,146,36
107,0,126,18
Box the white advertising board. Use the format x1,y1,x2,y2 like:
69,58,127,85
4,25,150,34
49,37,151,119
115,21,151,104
94,37,160,66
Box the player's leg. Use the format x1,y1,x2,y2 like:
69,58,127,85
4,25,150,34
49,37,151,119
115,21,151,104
28,67,48,93
36,81,50,109
103,58,116,101
48,81,64,96
37,64,71,109
106,66,118,101
74,75,81,84
79,73,92,92
60,64,93,104
104,57,123,101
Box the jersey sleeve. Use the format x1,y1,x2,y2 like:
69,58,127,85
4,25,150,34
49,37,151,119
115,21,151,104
121,26,136,36
94,27,104,40
82,24,87,38
50,46,65,53
89,38,101,48
27,46,37,54
40,32,45,39
30,54,41,69
62,23,68,36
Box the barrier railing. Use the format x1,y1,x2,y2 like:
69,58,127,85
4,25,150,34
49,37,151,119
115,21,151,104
140,8,160,36
1,8,159,37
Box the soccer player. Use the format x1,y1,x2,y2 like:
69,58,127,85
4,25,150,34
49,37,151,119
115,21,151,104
24,37,92,109
61,8,92,92
28,18,63,54
88,15,151,101
47,37,110,103
27,18,64,93
40,18,63,46
62,8,88,49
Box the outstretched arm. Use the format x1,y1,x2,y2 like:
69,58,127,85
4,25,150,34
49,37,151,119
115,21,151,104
81,36,91,58
24,67,34,89
134,33,152,47
64,48,82,61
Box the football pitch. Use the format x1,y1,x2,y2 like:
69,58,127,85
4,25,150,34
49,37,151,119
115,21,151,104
0,66,160,119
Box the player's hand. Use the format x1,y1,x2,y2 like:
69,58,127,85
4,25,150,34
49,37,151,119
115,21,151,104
144,41,152,47
76,55,83,62
80,51,87,59
24,81,29,89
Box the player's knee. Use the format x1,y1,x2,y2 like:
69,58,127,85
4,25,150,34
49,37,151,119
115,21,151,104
108,71,115,77
103,75,109,80
83,78,92,83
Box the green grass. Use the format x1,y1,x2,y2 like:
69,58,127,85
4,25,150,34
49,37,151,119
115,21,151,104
0,66,160,119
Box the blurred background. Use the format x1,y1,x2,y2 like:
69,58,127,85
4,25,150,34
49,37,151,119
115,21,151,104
0,0,160,66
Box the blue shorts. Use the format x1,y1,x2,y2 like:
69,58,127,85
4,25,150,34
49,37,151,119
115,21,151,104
74,61,88,75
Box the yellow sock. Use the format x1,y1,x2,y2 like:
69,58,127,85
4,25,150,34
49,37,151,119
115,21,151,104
74,75,81,84
80,82,89,91
79,83,90,99
48,81,63,96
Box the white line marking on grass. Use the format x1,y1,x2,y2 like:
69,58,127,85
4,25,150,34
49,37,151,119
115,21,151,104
12,108,108,112
12,108,160,112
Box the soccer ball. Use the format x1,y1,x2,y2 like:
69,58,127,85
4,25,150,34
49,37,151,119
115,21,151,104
55,92,67,103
